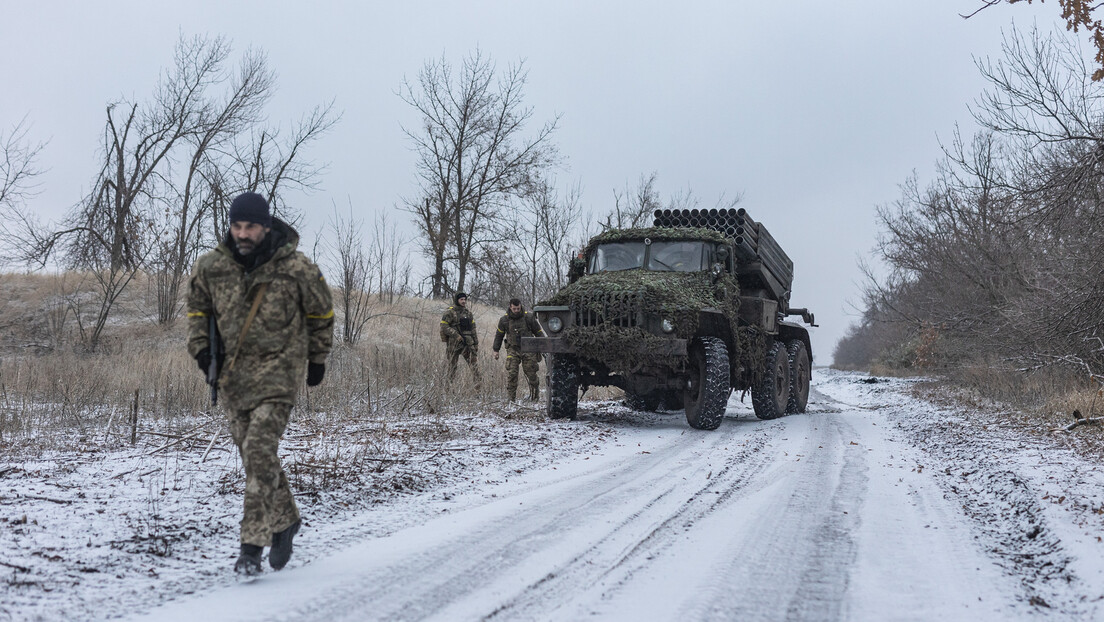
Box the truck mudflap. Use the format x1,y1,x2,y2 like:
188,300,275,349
520,336,688,356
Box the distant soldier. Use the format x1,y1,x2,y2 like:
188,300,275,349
492,298,545,401
440,291,482,387
186,192,334,576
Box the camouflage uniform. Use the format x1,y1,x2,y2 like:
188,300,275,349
440,295,482,386
492,307,544,400
186,218,334,548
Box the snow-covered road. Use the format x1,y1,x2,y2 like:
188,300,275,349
122,371,1104,622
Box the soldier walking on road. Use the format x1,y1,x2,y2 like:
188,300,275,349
441,291,482,388
493,298,545,401
186,192,334,576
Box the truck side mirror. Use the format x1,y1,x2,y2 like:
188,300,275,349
568,254,586,283
712,246,730,279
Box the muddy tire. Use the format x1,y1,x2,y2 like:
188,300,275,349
684,337,730,430
547,354,579,420
752,340,791,420
786,340,810,414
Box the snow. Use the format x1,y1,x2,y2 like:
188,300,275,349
3,369,1104,621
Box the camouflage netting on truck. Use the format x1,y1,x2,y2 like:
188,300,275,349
582,227,730,255
541,268,742,373
562,325,684,374
736,325,770,385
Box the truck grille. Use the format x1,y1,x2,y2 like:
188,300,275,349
570,291,643,328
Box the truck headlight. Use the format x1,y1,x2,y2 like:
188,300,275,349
548,316,563,333
661,318,675,333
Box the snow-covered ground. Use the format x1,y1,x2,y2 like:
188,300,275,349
3,369,1104,621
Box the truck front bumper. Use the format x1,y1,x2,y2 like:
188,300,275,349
520,336,688,356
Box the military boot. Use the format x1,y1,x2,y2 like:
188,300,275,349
528,385,540,401
234,543,263,576
269,519,301,570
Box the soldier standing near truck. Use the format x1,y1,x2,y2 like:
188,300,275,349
440,291,482,388
492,298,545,401
186,192,334,576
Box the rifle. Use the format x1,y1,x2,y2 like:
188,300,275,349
207,314,221,406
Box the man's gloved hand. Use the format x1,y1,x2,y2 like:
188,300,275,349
195,350,212,373
307,362,326,386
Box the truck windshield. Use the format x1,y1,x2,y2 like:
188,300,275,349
588,240,713,273
647,241,711,272
590,242,645,272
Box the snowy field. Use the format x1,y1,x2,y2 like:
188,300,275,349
3,369,1104,621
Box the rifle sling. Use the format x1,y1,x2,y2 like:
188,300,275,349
226,281,269,372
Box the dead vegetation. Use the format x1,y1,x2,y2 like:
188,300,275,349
834,24,1104,461
0,271,594,484
894,367,1104,463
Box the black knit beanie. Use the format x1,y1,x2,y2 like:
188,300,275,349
229,192,272,226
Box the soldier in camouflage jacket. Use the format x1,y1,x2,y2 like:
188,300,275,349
492,298,544,400
440,291,482,387
186,192,334,575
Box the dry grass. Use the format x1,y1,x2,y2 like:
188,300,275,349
0,272,579,458
866,363,924,378
874,357,1104,461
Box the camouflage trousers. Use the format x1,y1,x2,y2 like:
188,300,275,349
447,337,482,387
229,402,300,547
504,347,540,400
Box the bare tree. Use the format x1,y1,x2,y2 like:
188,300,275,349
325,206,375,344
506,177,582,304
150,40,336,325
596,171,742,232
0,117,45,212
229,102,339,222
19,34,337,346
192,101,338,252
368,210,412,304
58,34,223,274
400,48,560,298
967,1,1104,80
601,171,662,230
851,26,1104,377
30,36,219,349
468,244,528,306
156,101,337,325
151,36,277,324
0,116,47,263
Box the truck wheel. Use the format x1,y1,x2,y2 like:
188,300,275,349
548,354,579,420
752,340,791,420
684,337,730,430
786,340,810,414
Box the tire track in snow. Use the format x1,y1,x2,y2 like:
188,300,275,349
674,412,868,622
261,413,779,621
479,417,787,620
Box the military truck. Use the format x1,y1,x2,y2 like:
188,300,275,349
520,207,816,430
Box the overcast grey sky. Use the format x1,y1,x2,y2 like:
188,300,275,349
1,1,1066,360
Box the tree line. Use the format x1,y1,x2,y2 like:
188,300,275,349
0,35,336,349
836,25,1104,389
0,36,735,350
